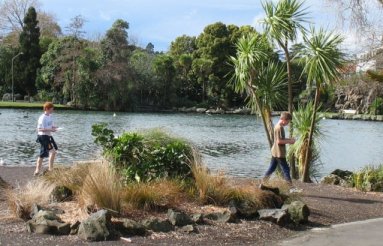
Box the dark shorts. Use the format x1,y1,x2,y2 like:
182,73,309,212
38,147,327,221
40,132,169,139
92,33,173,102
36,135,58,158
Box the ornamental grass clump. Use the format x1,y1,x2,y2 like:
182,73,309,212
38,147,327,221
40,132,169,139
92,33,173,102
351,165,383,192
190,152,279,208
6,179,56,220
123,179,184,210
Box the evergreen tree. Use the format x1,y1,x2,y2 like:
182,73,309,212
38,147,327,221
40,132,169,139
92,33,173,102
19,6,41,97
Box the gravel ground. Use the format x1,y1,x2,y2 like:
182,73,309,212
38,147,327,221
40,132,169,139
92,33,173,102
1,166,383,246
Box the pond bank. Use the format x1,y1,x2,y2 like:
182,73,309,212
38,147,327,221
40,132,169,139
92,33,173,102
322,112,383,122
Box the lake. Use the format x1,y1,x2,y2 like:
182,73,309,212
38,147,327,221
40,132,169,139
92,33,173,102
1,108,382,178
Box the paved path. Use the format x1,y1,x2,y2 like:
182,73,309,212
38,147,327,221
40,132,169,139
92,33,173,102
280,218,383,246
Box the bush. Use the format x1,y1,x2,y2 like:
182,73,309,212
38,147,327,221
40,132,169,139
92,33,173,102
369,97,383,115
92,124,194,182
351,165,383,192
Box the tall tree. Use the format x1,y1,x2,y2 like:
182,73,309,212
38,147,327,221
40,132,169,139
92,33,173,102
300,27,344,182
19,6,40,98
260,0,309,178
97,19,132,110
231,33,287,148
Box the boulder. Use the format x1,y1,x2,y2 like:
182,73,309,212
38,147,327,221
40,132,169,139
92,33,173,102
282,201,310,224
141,218,174,232
77,209,114,241
70,221,81,235
196,108,207,113
191,213,204,224
331,169,353,180
203,211,237,223
229,200,258,219
321,174,341,185
115,218,147,236
177,224,199,234
258,209,290,226
26,210,70,235
167,209,193,227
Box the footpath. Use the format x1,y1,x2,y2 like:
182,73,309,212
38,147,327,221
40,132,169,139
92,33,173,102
280,217,383,246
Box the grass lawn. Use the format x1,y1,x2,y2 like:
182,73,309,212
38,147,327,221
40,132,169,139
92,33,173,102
0,101,70,109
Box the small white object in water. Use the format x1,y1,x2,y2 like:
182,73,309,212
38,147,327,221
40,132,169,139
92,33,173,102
323,117,326,120
113,113,116,117
0,158,4,166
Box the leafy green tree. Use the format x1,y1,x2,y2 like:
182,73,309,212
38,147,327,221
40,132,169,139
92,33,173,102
130,49,156,106
0,46,16,94
19,6,41,98
300,27,344,182
38,36,85,103
97,19,133,110
169,35,196,57
195,22,233,106
191,58,213,103
153,54,176,107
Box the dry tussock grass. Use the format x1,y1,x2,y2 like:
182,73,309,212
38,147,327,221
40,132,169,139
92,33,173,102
78,162,123,213
191,155,278,208
123,179,184,211
6,179,56,220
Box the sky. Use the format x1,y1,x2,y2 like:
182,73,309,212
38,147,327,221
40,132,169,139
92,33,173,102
38,0,382,53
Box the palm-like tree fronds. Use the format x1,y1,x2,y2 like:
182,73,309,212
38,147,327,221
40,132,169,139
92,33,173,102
300,27,345,86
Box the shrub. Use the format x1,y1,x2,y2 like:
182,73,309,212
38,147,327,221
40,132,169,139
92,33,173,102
351,165,383,192
369,97,383,115
91,125,195,182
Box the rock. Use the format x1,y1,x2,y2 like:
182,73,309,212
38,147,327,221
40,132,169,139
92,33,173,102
29,204,43,219
141,218,174,232
167,209,193,227
229,200,258,219
116,218,147,236
70,221,81,235
26,210,70,235
177,224,199,234
331,169,353,180
321,174,341,185
203,211,237,223
258,209,290,226
50,186,73,202
77,209,114,241
196,108,207,113
191,213,204,224
282,201,310,224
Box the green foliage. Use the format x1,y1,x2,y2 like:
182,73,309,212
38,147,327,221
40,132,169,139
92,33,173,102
19,6,41,97
289,102,323,179
366,70,383,83
369,97,383,115
91,124,194,182
351,165,383,192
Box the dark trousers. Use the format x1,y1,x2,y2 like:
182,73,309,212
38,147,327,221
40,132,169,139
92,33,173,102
264,157,292,182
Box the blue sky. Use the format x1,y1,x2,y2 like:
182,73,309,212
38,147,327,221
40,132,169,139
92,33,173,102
38,0,380,53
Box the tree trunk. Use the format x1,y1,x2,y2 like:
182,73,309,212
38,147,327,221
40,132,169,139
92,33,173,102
280,40,297,179
248,81,273,148
302,87,320,182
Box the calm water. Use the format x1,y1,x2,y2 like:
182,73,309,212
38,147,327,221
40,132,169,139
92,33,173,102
1,108,382,178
